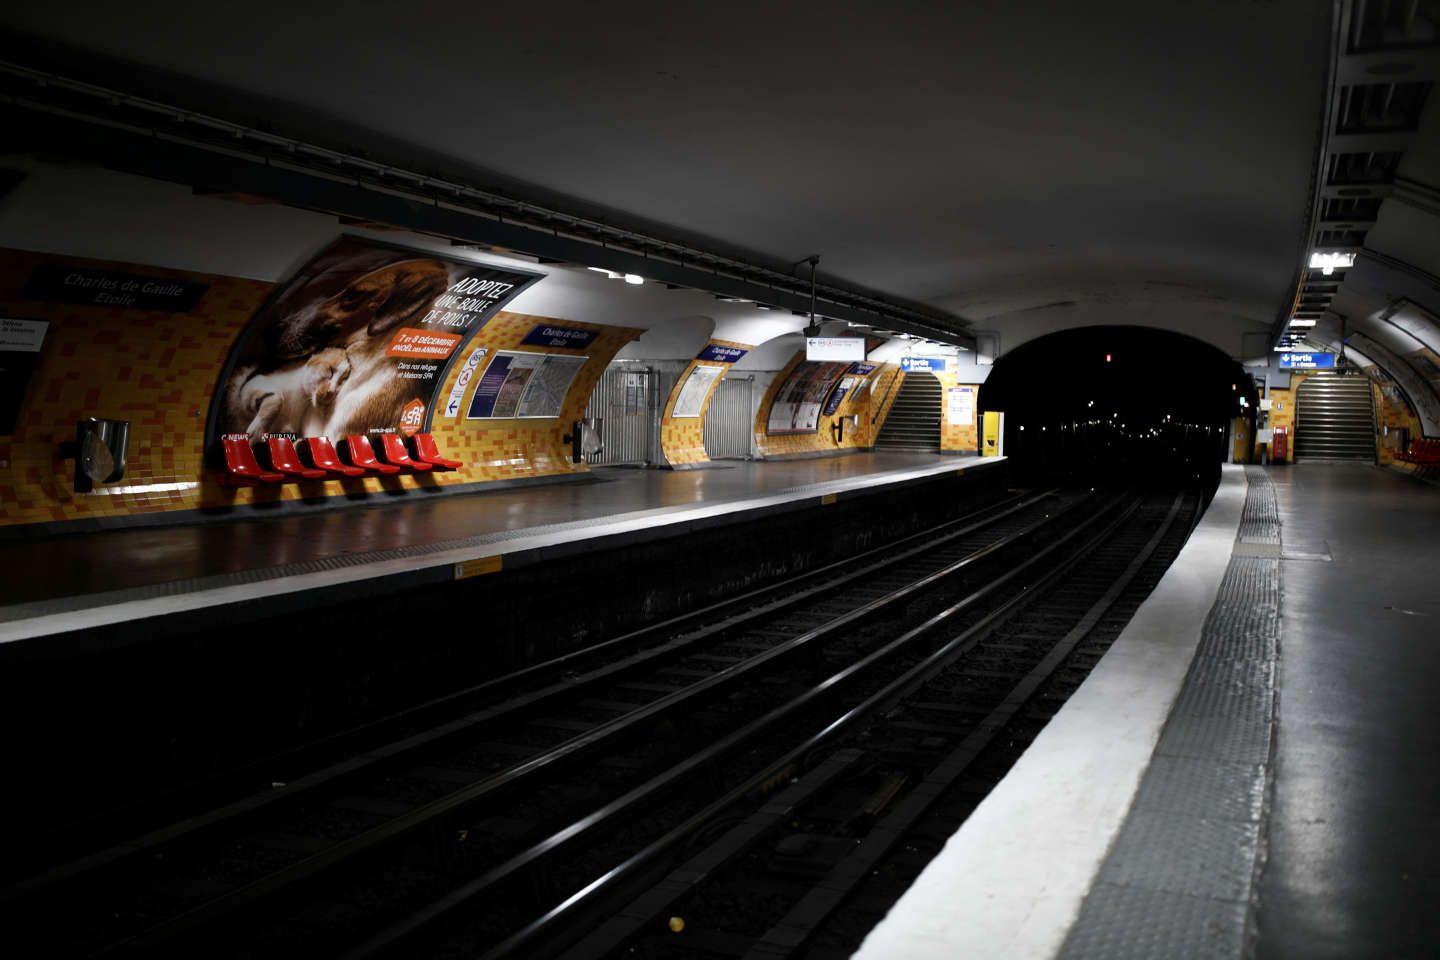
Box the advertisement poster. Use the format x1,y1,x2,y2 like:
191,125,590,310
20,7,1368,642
672,364,724,418
767,360,850,434
466,350,587,419
1,317,49,435
947,386,975,424
213,237,538,440
443,347,490,419
823,377,857,416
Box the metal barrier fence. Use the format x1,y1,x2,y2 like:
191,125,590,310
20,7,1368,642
584,365,659,465
705,373,755,460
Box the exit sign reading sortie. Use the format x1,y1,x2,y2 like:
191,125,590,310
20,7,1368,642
1278,352,1336,370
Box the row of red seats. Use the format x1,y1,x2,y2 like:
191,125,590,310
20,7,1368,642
1396,437,1440,478
220,433,463,485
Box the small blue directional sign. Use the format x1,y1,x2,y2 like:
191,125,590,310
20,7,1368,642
900,356,947,373
1278,352,1335,370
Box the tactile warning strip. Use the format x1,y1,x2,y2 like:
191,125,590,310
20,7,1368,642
1236,465,1281,544
1059,471,1281,960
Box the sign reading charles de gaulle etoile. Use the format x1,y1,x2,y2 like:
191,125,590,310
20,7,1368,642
697,344,748,363
520,324,598,349
21,264,210,312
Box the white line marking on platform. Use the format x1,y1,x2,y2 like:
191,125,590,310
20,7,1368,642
853,464,1247,960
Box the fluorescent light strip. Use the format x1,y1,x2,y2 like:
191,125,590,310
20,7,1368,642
91,481,199,496
1308,251,1355,275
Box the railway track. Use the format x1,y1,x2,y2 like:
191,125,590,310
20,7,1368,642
0,485,1034,879
556,488,1204,960
393,487,1202,959
2,485,1119,957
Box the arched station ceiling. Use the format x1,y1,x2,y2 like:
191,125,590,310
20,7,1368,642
1274,2,1440,436
1,1,1336,359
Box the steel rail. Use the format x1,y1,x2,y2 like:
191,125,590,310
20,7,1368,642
737,493,1187,959
345,492,1139,958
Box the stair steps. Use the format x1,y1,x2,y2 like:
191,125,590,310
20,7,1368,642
875,373,942,452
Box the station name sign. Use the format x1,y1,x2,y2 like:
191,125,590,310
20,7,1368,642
22,264,210,311
900,356,947,373
1278,352,1335,370
520,324,598,349
697,343,748,363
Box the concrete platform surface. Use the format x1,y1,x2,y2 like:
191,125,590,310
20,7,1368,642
0,452,994,642
1255,463,1440,960
857,461,1440,960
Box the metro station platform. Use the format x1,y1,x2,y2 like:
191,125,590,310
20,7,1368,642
0,451,1000,647
855,460,1440,960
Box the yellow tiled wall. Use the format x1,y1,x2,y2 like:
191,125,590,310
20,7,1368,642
1266,384,1296,463
1368,373,1423,468
753,352,898,458
0,247,639,528
934,371,981,452
658,338,751,466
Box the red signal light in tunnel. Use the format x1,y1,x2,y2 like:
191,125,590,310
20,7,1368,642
1104,353,1112,363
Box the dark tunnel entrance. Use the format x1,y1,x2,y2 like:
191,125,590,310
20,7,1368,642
978,326,1257,486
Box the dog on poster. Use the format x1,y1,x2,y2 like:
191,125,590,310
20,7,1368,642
224,256,451,439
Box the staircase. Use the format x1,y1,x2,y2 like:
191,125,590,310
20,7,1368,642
874,373,942,451
1295,372,1375,462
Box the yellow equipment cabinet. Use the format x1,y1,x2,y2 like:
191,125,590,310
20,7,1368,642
982,410,1004,457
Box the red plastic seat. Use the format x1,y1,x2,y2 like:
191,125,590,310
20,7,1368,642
412,432,463,470
221,437,283,484
266,437,326,479
301,437,365,477
1400,438,1436,463
378,433,432,471
343,435,401,475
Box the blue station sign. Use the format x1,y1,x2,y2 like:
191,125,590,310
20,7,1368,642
521,324,598,349
900,356,947,373
696,344,748,363
1279,352,1336,370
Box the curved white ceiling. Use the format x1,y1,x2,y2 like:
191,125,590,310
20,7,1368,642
1,1,1331,357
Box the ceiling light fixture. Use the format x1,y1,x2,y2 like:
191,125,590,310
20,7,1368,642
1288,318,1317,327
623,273,644,285
1308,251,1355,276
